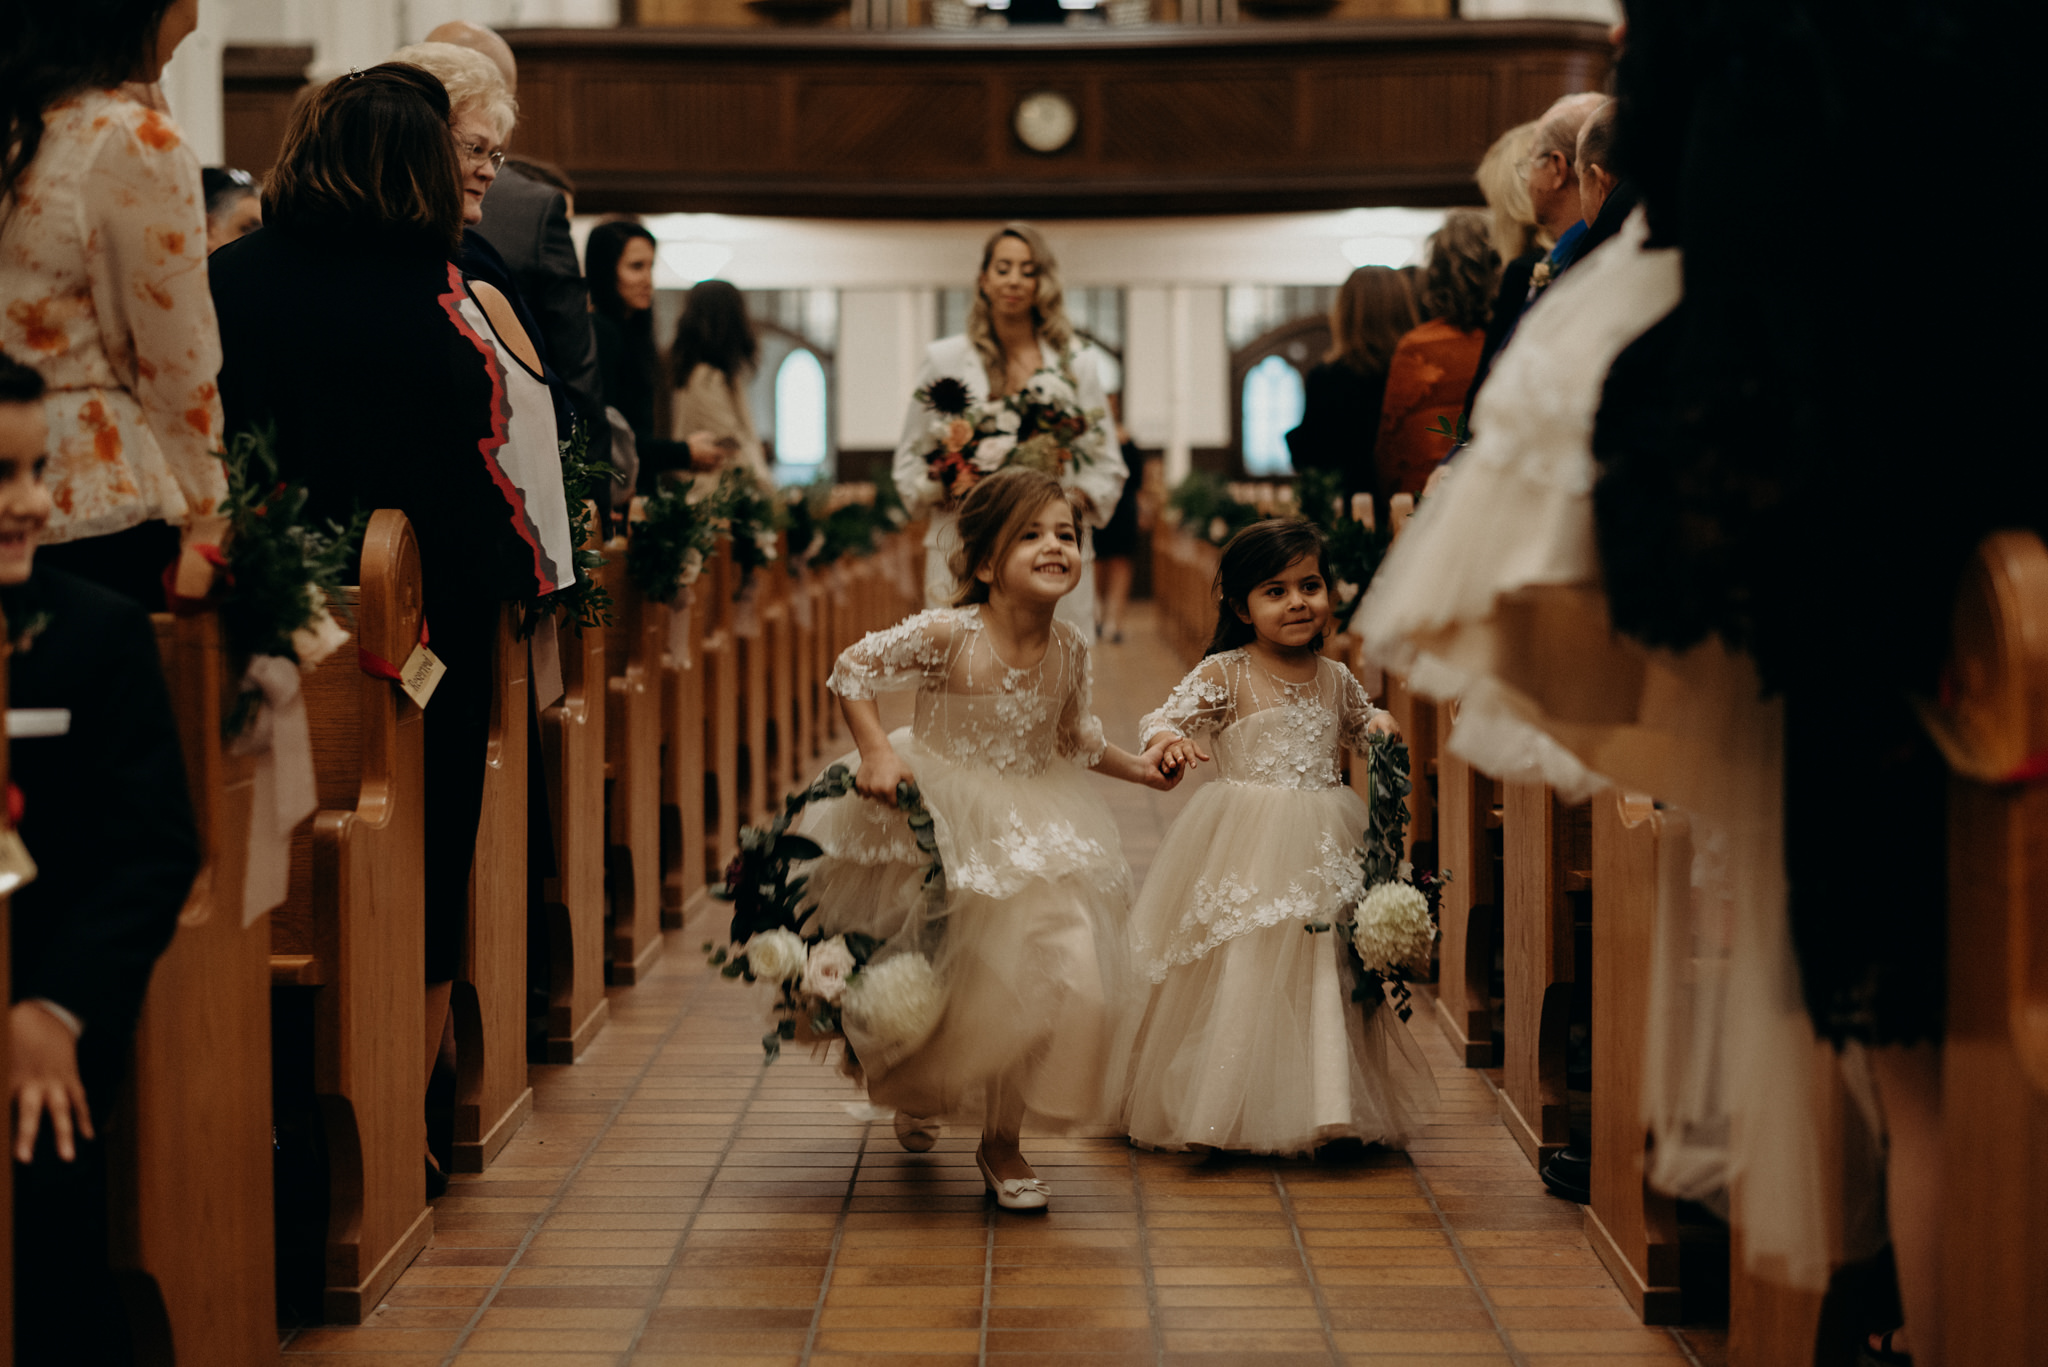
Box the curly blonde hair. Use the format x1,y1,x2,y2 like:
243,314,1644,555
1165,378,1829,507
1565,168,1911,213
390,41,516,141
965,223,1074,395
1475,121,1545,262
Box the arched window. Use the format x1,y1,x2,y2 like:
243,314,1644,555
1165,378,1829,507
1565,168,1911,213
773,348,829,477
1240,353,1304,477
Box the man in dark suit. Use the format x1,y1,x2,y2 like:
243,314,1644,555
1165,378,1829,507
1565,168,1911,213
3,351,200,1364
429,21,615,499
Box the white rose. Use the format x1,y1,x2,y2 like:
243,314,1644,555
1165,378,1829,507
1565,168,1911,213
1349,881,1436,975
973,434,1015,471
755,530,780,561
800,935,857,1004
840,952,944,1063
994,407,1022,434
744,928,807,982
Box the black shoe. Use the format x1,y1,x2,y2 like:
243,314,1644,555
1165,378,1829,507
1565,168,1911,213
1540,1144,1590,1203
426,1154,449,1201
1859,1329,1912,1367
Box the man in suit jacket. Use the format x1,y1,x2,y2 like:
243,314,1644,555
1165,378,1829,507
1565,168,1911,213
3,351,200,1364
429,21,614,496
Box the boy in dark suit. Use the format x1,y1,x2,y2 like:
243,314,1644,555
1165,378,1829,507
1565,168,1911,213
3,350,201,1364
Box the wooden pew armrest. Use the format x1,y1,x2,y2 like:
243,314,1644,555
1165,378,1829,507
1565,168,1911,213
271,954,323,986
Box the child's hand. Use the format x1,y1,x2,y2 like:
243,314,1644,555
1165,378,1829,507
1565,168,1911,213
1365,710,1401,739
1145,735,1209,781
854,749,914,806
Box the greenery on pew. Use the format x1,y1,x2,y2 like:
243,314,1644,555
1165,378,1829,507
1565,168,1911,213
708,466,785,573
1295,468,1392,618
625,478,718,605
1165,471,1263,547
522,425,614,637
705,763,947,1068
215,425,365,736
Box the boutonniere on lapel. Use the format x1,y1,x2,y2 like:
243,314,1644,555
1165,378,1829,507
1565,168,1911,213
10,609,52,655
1529,259,1556,294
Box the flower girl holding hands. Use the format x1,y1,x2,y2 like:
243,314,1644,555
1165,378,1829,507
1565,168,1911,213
1113,519,1435,1155
799,468,1180,1209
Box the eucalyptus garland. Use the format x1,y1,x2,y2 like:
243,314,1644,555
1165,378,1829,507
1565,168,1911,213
704,762,947,1061
1297,468,1392,618
707,466,784,573
625,478,717,605
521,424,614,637
215,425,365,736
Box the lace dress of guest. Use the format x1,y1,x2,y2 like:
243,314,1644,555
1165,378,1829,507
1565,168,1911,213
1109,651,1433,1156
799,607,1135,1128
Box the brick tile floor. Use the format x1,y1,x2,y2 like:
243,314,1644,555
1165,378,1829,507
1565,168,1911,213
282,603,1730,1366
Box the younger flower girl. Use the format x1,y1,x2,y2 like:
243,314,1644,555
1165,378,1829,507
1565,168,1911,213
800,467,1177,1209
1113,519,1434,1154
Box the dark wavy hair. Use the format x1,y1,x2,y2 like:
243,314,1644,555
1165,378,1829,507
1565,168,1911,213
1420,208,1500,334
263,65,463,255
0,0,179,202
1326,266,1417,377
0,350,48,404
1205,518,1327,657
670,279,759,386
586,220,656,324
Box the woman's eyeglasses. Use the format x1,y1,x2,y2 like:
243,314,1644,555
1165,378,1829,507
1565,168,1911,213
459,141,506,171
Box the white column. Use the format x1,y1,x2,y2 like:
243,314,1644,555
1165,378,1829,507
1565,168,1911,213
837,289,923,451
159,0,228,165
1122,286,1172,468
1165,285,1193,486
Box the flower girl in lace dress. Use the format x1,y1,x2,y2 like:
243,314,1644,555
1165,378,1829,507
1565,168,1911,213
800,468,1178,1209
1112,519,1435,1155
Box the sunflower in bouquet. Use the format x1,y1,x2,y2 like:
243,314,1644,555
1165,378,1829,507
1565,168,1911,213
707,764,948,1069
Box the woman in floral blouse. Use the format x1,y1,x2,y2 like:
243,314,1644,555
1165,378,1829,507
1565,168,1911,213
0,0,227,610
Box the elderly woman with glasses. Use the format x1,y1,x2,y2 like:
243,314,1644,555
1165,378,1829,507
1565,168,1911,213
391,41,512,228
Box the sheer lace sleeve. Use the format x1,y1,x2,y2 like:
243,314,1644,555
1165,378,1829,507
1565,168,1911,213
1138,655,1235,747
1054,626,1108,766
1335,661,1388,753
827,609,957,700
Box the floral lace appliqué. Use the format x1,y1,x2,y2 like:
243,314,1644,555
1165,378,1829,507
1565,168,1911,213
1139,832,1363,980
952,809,1113,897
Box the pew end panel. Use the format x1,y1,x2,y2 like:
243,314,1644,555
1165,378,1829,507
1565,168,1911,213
1585,790,1683,1324
700,540,742,882
659,580,710,931
540,580,612,1029
601,539,664,991
453,604,533,1171
1499,781,1588,1169
1940,529,2048,1366
275,511,433,1323
1431,729,1501,1068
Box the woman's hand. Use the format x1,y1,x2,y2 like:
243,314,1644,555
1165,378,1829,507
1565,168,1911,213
1365,709,1401,739
853,747,914,807
11,1002,93,1163
687,432,732,472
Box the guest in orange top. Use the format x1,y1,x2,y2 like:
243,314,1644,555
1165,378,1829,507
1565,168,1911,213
1373,209,1499,521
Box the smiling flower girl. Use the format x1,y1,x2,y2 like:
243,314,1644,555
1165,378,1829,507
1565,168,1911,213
1112,519,1434,1154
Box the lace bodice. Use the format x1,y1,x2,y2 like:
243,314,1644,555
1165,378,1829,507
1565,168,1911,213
828,607,1107,775
1139,651,1382,792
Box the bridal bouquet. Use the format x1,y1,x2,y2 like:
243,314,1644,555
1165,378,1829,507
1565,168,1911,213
708,764,947,1067
912,364,1107,503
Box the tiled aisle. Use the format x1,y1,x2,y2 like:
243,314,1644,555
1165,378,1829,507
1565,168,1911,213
282,602,1728,1367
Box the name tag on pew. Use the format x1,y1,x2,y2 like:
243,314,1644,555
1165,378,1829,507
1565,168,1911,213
397,643,447,710
6,708,72,738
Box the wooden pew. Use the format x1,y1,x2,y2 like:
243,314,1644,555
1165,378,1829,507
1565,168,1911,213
1498,781,1590,1170
1585,790,1682,1323
659,570,709,931
274,510,431,1323
762,545,796,804
1431,716,1503,1067
699,539,741,885
1937,529,2048,1366
602,536,663,989
736,559,772,830
453,607,532,1167
105,612,275,1363
787,565,819,790
539,559,609,1019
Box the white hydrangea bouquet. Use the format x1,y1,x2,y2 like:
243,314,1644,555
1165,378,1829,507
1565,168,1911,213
707,764,948,1069
1306,731,1444,1021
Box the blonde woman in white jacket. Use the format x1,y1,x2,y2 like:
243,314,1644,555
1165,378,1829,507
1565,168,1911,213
892,223,1125,637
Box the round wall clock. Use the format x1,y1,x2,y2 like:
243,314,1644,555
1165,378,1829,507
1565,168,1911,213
1013,90,1078,154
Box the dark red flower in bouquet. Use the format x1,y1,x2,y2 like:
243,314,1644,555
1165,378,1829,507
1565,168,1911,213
928,450,970,491
723,850,747,896
923,377,972,416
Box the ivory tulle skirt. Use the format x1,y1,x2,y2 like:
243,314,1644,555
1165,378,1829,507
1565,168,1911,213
1110,780,1435,1155
798,728,1135,1128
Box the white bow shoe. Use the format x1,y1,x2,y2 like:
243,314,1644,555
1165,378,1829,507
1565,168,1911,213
893,1112,940,1152
975,1149,1050,1211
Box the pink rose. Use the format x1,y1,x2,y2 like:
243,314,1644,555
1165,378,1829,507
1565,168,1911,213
800,936,857,1004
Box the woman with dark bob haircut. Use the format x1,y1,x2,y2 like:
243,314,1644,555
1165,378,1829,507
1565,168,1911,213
209,62,576,1196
